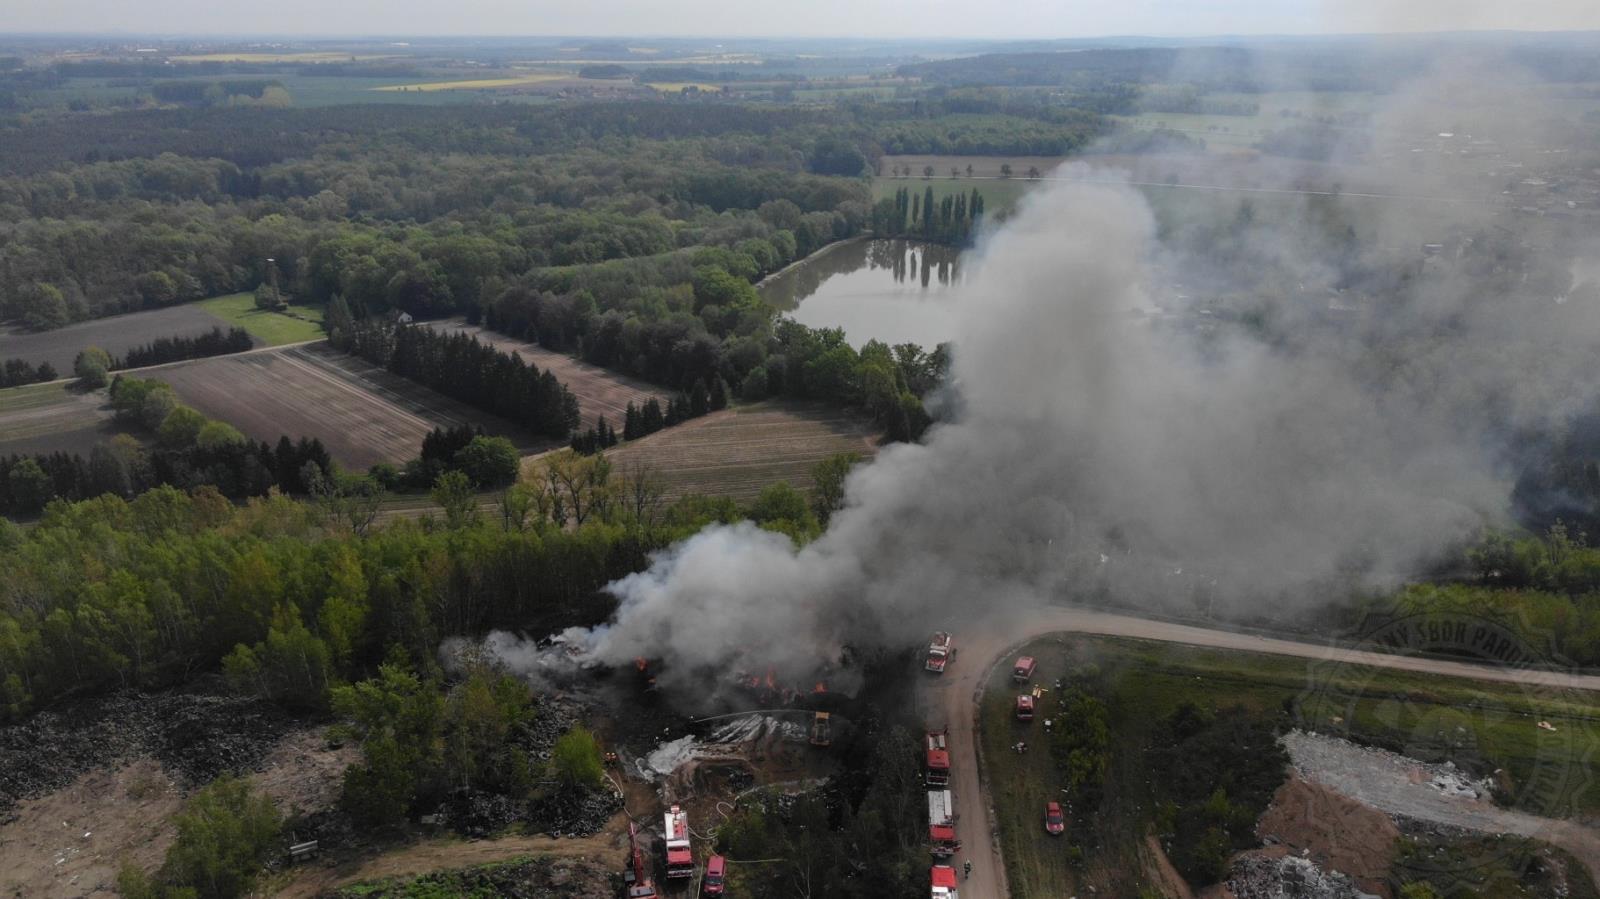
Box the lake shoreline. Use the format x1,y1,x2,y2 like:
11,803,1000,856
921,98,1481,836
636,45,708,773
755,235,874,289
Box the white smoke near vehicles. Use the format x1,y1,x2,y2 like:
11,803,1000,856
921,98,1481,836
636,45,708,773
479,61,1600,705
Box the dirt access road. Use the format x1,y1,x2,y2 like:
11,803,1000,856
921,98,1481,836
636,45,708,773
274,827,623,898
921,604,1600,899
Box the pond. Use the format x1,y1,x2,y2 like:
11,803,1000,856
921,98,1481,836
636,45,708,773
760,239,966,348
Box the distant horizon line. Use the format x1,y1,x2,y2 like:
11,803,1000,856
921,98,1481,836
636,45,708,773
3,28,1599,43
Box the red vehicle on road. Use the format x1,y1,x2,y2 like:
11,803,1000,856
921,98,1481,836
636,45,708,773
664,805,693,880
925,632,955,673
930,864,961,899
1044,801,1066,835
925,730,951,786
1012,656,1036,683
703,854,726,895
1015,694,1035,721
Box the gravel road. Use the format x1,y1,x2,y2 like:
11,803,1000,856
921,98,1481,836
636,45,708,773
924,604,1600,898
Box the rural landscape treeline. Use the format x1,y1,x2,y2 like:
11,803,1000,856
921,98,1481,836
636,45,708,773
1,27,1599,899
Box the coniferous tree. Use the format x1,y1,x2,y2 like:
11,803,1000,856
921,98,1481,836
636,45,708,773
641,398,664,434
623,402,640,441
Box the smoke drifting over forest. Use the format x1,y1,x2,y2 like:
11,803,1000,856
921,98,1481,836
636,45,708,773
518,61,1600,703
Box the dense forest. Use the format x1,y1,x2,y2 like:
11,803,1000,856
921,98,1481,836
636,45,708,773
0,97,1111,329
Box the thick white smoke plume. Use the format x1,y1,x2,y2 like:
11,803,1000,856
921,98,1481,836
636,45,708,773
566,155,1600,698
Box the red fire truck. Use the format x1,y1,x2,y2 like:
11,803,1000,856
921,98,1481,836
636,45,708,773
663,805,693,880
925,730,951,786
624,822,657,899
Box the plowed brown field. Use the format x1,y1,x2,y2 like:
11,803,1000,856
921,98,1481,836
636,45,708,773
605,401,880,503
158,343,555,470
424,321,667,432
0,382,122,457
0,305,238,373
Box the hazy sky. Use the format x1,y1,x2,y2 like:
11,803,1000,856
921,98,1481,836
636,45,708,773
8,0,1600,38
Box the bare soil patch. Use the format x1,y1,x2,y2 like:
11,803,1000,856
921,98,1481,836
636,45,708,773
273,823,629,898
425,321,668,432
0,758,181,899
159,343,555,469
0,382,122,457
605,401,880,503
0,305,239,374
1254,772,1400,896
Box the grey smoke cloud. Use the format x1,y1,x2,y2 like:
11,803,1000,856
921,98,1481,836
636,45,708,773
457,58,1600,707
575,191,1585,701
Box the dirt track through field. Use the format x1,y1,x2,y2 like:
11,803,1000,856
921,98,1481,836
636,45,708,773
273,821,626,898
929,605,1600,899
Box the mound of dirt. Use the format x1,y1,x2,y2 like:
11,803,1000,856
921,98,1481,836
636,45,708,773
1227,852,1378,899
1256,773,1400,897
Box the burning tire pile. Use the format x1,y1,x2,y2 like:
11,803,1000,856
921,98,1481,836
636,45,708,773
0,690,291,821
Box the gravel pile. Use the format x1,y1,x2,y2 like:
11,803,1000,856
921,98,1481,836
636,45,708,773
0,690,290,819
1228,853,1380,899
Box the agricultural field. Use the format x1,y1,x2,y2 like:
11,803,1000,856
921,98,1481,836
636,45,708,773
424,321,667,433
196,293,325,346
1112,90,1379,152
981,635,1600,897
168,51,400,63
872,174,1040,214
879,154,1072,180
372,73,569,92
643,82,723,93
0,304,237,374
157,343,553,470
604,401,879,503
0,381,122,458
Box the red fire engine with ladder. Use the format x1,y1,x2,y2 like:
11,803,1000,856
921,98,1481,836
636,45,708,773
663,804,694,880
928,786,960,859
624,821,657,899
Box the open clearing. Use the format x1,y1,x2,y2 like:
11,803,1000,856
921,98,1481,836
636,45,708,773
424,321,667,433
0,305,237,374
372,73,567,92
873,172,1040,213
604,401,879,503
169,51,397,63
645,82,723,92
157,343,554,470
0,381,122,458
196,293,325,346
0,728,352,899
